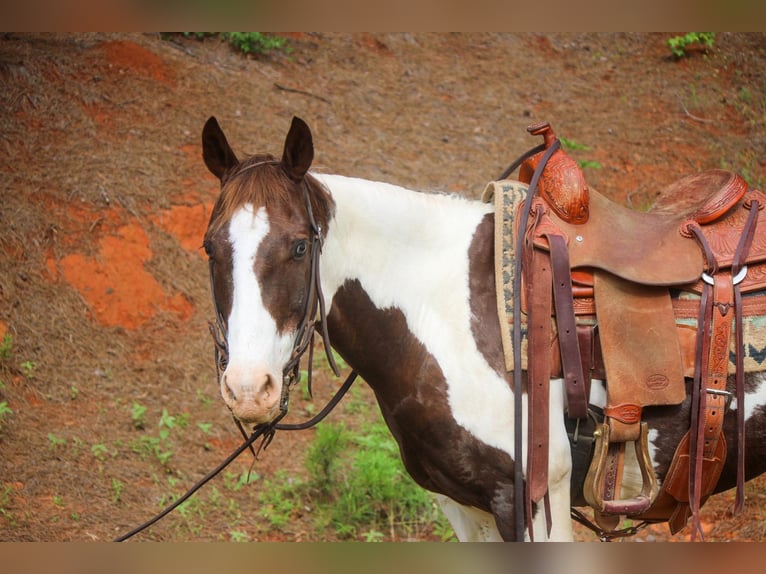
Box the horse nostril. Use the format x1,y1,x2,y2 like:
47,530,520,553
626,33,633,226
222,376,237,402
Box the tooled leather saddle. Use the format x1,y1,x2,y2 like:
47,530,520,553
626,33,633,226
497,122,766,540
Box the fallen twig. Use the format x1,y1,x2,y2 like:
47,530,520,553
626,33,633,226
274,83,330,104
678,96,715,124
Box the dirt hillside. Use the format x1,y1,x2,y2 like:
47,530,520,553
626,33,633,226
0,32,765,542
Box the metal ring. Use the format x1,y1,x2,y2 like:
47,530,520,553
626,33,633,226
701,265,748,286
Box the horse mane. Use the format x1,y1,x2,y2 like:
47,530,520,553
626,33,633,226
207,154,335,237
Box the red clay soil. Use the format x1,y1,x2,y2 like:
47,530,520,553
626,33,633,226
0,32,765,542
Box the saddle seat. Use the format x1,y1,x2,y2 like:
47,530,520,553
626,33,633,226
520,133,752,286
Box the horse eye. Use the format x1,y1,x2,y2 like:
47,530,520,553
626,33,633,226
292,239,308,260
203,240,213,258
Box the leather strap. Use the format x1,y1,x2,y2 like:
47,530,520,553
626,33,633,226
525,235,552,508
546,233,588,419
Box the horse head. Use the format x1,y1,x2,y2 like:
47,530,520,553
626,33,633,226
202,116,334,425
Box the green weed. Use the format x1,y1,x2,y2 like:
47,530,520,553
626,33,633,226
130,402,147,430
560,137,602,170
305,422,348,496
224,469,260,492
222,32,289,56
258,470,303,528
167,32,290,57
0,401,12,427
229,530,250,542
47,433,67,450
667,32,715,59
0,485,16,526
559,137,590,151
131,435,174,466
111,478,124,503
91,443,109,461
20,360,36,378
0,334,12,360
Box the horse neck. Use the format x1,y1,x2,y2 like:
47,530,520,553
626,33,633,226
313,173,492,309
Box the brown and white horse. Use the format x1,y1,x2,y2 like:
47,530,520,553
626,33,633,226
201,116,766,541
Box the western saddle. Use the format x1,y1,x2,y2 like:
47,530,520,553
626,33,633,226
501,121,766,540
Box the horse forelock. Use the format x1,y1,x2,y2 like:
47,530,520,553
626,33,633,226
206,156,334,241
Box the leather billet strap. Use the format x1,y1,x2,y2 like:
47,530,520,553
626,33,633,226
539,227,589,420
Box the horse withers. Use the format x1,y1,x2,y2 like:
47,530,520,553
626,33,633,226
201,115,766,542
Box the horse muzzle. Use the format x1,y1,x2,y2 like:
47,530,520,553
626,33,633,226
220,366,282,424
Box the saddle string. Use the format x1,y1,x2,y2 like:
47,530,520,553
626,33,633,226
732,199,760,515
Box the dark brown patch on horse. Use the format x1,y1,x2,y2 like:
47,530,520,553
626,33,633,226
326,278,519,530
468,213,507,377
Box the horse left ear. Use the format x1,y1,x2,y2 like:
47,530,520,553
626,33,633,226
281,116,314,182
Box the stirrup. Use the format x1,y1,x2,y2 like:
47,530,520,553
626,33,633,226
582,421,659,516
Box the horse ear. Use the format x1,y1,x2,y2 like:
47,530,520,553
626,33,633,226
281,116,314,182
202,116,239,180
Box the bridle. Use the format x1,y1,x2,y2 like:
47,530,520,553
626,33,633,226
207,167,349,446
115,164,357,541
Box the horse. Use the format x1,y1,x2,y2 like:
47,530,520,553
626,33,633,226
200,115,766,542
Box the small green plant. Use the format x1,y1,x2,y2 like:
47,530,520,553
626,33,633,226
667,32,715,58
559,137,602,170
47,433,67,450
229,530,250,542
224,469,260,492
0,334,12,360
305,422,348,496
362,529,385,542
20,360,36,378
0,401,12,427
91,443,109,461
258,470,304,528
222,32,289,56
166,32,290,57
130,402,147,430
578,159,603,170
131,435,174,466
559,136,590,151
196,389,213,407
0,485,16,526
111,478,124,503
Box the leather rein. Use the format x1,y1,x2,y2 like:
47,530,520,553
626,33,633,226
115,169,358,541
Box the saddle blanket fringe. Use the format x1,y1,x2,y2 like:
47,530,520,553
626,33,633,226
482,179,766,375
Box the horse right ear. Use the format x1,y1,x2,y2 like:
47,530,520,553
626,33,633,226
202,116,239,180
281,116,314,182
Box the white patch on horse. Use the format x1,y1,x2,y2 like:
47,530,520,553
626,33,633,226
314,174,573,511
223,205,293,414
731,371,766,421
